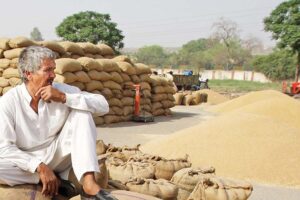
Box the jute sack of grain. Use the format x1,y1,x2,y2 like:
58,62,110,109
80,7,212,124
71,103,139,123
161,100,175,109
9,58,19,68
152,108,165,116
106,160,155,183
140,98,151,106
200,93,208,103
108,98,123,107
0,87,3,95
96,59,119,72
130,74,140,83
111,106,124,116
123,81,134,89
106,144,142,160
96,140,108,155
191,92,201,105
100,88,113,99
55,58,82,74
165,86,176,94
167,93,175,101
112,89,123,99
77,42,100,54
91,90,101,95
112,55,134,65
0,49,3,58
0,59,11,69
152,86,165,94
0,77,10,87
151,94,168,102
3,68,20,79
121,97,134,106
88,70,112,81
8,36,36,48
182,94,193,106
104,115,121,124
120,72,131,82
152,102,163,110
54,72,78,83
84,53,96,59
3,86,12,94
139,74,152,83
103,80,122,90
77,57,103,72
142,89,151,98
134,63,152,75
107,108,116,115
85,80,103,91
110,71,123,83
125,178,178,200
74,71,91,83
116,61,136,75
69,82,85,90
39,41,66,55
8,77,21,87
141,104,152,113
94,54,104,59
121,115,132,122
187,177,253,200
123,89,135,97
59,41,84,56
94,116,104,126
140,82,151,90
123,106,134,116
165,108,172,115
4,48,24,59
0,184,51,200
96,44,114,56
171,167,215,200
0,38,10,50
71,54,81,59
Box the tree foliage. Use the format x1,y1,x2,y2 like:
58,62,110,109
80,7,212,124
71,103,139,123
135,45,167,67
30,27,43,41
56,11,124,50
264,0,300,81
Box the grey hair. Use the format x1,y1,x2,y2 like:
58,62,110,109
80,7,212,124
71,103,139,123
18,46,56,82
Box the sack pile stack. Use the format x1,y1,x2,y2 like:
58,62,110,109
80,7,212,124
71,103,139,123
150,75,176,116
174,91,208,106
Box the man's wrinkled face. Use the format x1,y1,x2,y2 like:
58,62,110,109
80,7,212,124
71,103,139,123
29,58,56,88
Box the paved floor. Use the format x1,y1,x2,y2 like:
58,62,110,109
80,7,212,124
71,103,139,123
96,105,300,200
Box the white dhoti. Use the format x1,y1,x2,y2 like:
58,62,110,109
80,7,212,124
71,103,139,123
0,109,99,186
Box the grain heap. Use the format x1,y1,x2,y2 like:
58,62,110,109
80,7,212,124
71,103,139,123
141,90,300,188
150,75,176,116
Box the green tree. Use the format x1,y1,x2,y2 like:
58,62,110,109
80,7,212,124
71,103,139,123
56,11,124,50
135,45,167,67
30,27,43,41
264,0,300,81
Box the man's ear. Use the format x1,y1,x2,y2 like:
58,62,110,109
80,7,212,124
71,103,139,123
24,71,33,81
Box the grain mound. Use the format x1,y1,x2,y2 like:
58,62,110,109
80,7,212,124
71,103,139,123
196,89,229,105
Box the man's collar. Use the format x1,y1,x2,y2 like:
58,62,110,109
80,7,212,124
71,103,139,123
20,83,32,103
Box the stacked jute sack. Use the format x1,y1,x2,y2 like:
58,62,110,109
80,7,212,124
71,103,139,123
150,75,176,116
174,91,208,106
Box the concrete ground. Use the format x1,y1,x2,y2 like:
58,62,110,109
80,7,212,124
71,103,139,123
96,105,300,200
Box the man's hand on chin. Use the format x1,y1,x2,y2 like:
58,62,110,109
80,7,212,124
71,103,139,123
35,85,66,103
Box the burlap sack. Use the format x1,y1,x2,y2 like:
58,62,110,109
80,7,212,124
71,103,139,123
134,63,152,75
4,48,24,59
74,71,91,83
0,59,10,69
107,108,116,115
125,178,178,200
3,68,20,79
0,77,10,87
123,89,135,97
139,74,152,82
77,57,103,71
100,88,113,99
173,93,183,105
130,74,140,83
39,41,66,55
0,49,3,59
200,93,208,103
96,44,114,56
151,94,168,102
77,42,100,54
88,70,112,81
96,59,119,72
110,71,123,83
141,104,152,112
96,140,108,155
140,98,151,106
123,81,134,89
104,54,115,59
0,38,10,50
111,106,124,116
59,41,84,55
161,100,175,109
55,58,82,74
111,89,123,99
104,115,121,124
140,82,151,90
0,87,3,95
182,94,193,106
116,61,136,75
9,58,19,68
165,108,172,115
94,54,104,59
170,167,215,200
85,80,104,91
112,55,133,65
121,97,134,106
91,90,101,95
187,177,253,200
2,86,12,94
191,92,201,105
123,106,134,116
71,55,81,59
8,77,22,87
106,144,142,160
120,72,131,82
54,72,78,83
152,108,165,116
0,184,51,200
8,36,36,48
167,93,175,102
94,116,104,126
142,89,151,98
69,82,85,90
103,81,122,90
165,86,176,94
152,86,165,94
108,98,123,107
84,53,96,58
152,102,163,110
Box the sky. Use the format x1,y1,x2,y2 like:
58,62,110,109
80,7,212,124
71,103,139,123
0,0,284,48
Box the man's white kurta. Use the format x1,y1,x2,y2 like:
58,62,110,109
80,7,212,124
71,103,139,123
0,83,109,174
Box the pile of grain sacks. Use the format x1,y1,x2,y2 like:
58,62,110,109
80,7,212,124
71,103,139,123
0,36,175,125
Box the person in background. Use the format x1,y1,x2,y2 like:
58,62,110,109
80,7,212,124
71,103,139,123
165,71,178,92
0,46,116,200
198,74,210,89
